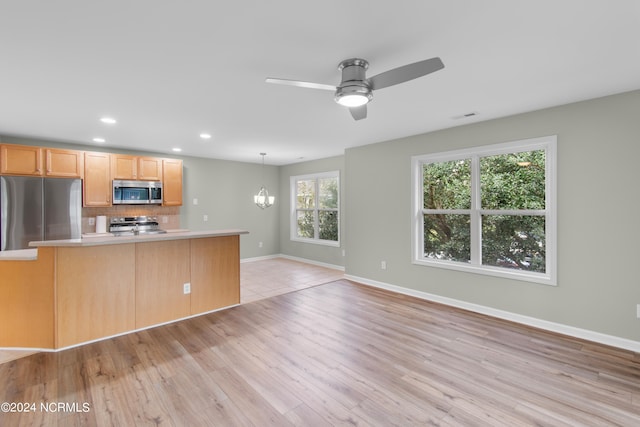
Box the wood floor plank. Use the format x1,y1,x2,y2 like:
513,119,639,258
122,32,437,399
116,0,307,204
1,279,639,426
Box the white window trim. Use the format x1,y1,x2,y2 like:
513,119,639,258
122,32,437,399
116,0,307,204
411,136,557,286
290,171,340,247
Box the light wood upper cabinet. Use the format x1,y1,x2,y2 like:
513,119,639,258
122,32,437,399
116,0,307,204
111,154,137,180
2,144,181,206
111,154,162,181
45,148,84,178
0,144,43,176
162,158,183,206
138,157,163,181
83,151,111,207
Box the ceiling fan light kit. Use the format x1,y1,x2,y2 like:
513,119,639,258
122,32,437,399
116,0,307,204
266,56,444,121
335,89,372,107
334,58,373,107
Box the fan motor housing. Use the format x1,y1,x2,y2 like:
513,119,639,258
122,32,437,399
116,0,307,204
335,58,373,105
338,58,369,84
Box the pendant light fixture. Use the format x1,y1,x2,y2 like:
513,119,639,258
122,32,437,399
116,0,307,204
254,152,275,209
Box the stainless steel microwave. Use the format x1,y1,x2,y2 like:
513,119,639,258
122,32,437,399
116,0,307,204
112,180,162,205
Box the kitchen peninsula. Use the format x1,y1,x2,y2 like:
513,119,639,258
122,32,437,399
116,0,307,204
0,230,248,349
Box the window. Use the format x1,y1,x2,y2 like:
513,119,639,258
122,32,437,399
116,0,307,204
291,171,340,246
412,136,556,285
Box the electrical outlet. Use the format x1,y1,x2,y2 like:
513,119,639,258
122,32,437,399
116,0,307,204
88,217,95,226
637,304,640,319
203,214,208,222
161,216,168,224
183,283,191,294
193,198,198,205
381,261,387,270
342,249,346,257
258,241,263,248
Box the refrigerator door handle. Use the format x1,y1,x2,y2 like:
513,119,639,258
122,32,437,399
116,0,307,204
1,178,6,251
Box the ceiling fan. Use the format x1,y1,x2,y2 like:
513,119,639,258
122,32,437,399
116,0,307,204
266,57,444,120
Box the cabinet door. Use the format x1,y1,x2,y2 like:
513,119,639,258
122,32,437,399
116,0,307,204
190,236,240,314
83,151,111,207
111,154,137,180
56,245,136,348
135,240,191,328
138,157,162,181
45,148,84,178
0,144,43,176
162,158,183,206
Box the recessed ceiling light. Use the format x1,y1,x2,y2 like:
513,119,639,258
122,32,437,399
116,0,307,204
100,117,117,124
172,148,182,152
199,133,212,139
92,137,106,143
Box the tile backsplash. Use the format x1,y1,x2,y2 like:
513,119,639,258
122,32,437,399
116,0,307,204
82,206,181,233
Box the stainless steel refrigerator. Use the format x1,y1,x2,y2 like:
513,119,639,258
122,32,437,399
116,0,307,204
0,176,82,251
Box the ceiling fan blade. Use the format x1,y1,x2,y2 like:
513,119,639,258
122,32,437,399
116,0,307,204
367,57,444,91
265,78,336,91
349,105,367,121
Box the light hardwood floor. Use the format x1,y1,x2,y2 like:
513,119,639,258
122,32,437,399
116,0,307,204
240,257,344,304
1,260,640,426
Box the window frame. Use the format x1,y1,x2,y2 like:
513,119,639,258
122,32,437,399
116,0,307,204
290,171,340,247
411,136,557,286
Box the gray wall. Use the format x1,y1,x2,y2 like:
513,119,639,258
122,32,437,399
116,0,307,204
5,89,640,343
0,135,280,259
278,155,345,267
344,89,640,342
181,155,279,259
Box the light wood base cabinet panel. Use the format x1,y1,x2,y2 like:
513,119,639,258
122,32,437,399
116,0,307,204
135,240,191,328
190,236,240,314
0,234,243,349
56,245,136,348
0,248,54,348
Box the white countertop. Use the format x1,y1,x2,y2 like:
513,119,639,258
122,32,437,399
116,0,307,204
28,229,249,248
0,248,38,260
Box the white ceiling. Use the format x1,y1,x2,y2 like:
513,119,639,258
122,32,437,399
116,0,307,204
1,1,639,165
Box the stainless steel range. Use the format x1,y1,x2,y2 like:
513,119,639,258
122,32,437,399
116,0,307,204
109,216,166,236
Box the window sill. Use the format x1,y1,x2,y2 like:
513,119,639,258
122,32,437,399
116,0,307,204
291,237,340,248
412,258,556,286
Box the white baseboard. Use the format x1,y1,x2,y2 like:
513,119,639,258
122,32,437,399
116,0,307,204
277,254,345,271
240,254,281,263
241,253,345,271
344,274,640,353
